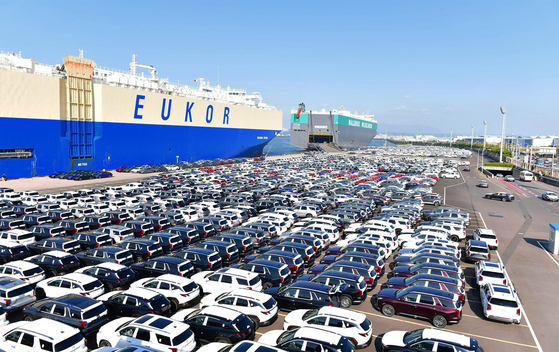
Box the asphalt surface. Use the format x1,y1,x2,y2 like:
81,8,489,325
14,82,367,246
4,152,559,352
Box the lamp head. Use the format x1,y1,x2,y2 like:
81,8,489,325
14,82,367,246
500,107,506,114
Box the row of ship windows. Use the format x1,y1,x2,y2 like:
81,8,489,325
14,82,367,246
0,149,34,159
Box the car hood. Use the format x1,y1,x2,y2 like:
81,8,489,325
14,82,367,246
170,308,197,321
295,274,314,282
191,271,212,283
320,255,338,264
308,264,326,274
398,248,414,256
258,329,285,346
200,292,221,307
326,246,343,255
197,342,231,352
264,287,280,297
378,288,398,298
392,266,412,274
393,256,412,264
99,317,134,335
381,330,408,347
284,309,308,326
385,277,407,287
243,254,258,263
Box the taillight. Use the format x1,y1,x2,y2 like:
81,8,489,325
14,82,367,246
177,272,182,276
503,279,507,285
208,262,213,268
4,299,11,306
261,310,270,315
147,251,152,257
306,255,310,261
479,275,483,282
280,276,284,283
516,308,521,315
358,332,368,337
79,321,87,329
227,253,231,259
358,289,364,297
375,266,381,273
487,303,492,310
95,243,100,247
115,260,119,264
169,243,173,249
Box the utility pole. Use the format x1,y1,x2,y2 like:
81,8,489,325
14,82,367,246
450,129,453,148
471,126,474,149
499,107,506,163
482,120,487,168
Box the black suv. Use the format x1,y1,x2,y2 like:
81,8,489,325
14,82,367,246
56,219,89,236
180,307,255,345
184,221,216,239
77,263,136,290
244,250,305,278
71,232,113,250
101,289,171,318
21,214,51,228
22,294,109,335
105,211,132,225
119,239,164,262
174,248,223,272
215,234,254,257
196,240,239,266
137,216,171,232
0,243,31,263
264,281,342,311
267,243,316,268
75,247,135,266
297,271,367,308
130,256,195,279
45,210,74,223
28,237,82,255
143,233,184,254
235,259,291,289
82,214,111,230
162,226,200,246
24,251,80,277
29,224,66,241
123,220,154,238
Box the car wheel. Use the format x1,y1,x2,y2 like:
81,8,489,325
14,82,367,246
262,282,273,290
170,299,179,313
340,295,353,308
105,283,114,292
451,235,459,242
99,340,112,348
432,314,447,328
248,315,260,330
306,214,312,218
433,201,440,206
501,198,506,202
381,304,395,317
23,315,34,321
133,256,141,263
195,267,203,273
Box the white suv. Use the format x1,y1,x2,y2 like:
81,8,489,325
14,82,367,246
191,268,262,295
475,261,508,286
473,228,499,249
283,307,373,348
0,261,45,284
480,283,522,324
36,273,105,299
96,313,196,351
131,274,201,311
0,319,87,352
200,289,278,327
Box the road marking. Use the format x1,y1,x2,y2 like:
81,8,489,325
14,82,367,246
278,312,287,316
256,331,263,335
353,308,537,348
536,241,559,266
443,170,466,204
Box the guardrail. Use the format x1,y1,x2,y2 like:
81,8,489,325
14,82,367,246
542,175,559,187
479,167,494,178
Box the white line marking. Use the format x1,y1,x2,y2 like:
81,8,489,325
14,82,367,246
536,241,559,266
478,212,544,352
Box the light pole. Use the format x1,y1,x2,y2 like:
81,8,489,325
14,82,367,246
450,129,453,148
470,125,474,149
499,107,506,163
482,120,487,167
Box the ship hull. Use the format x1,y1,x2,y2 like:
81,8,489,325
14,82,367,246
290,111,377,149
0,68,281,179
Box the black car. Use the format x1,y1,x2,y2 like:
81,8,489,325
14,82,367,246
180,306,255,345
264,281,342,311
162,226,200,246
25,251,80,277
196,240,239,266
28,237,82,255
137,216,171,232
184,221,217,239
174,248,223,272
82,214,111,230
101,289,172,318
105,211,132,225
296,271,367,308
75,247,135,266
29,224,67,240
484,192,514,201
20,214,51,228
72,231,113,250
265,243,316,268
143,233,184,254
229,228,268,247
45,210,74,223
0,243,31,264
197,217,231,233
380,328,484,352
0,218,26,231
0,208,17,219
235,259,291,289
215,233,254,257
119,239,164,262
56,219,89,236
123,220,154,238
77,263,136,291
22,294,109,335
130,256,195,279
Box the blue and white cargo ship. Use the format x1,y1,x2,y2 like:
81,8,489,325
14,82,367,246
0,50,282,178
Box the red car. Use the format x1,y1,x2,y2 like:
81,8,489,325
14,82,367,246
373,286,462,328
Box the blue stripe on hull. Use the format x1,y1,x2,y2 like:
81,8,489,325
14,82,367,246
0,117,278,178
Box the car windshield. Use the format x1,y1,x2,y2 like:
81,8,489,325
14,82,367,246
116,268,135,279
403,329,424,345
60,257,77,265
490,297,518,308
262,297,276,310
360,318,372,331
249,276,260,286
22,267,43,276
302,308,319,320
82,304,106,319
54,333,83,352
277,330,297,345
82,281,102,291
172,328,194,346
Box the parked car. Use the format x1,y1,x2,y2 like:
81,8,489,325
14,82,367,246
130,256,195,279
484,192,514,201
381,328,484,352
480,283,522,324
465,240,491,263
264,281,342,311
74,262,136,291
131,274,201,311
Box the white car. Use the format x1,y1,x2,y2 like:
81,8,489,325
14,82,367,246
131,274,201,311
99,225,135,243
258,327,350,351
0,229,36,246
200,289,278,327
22,195,48,206
191,268,262,295
0,319,87,352
401,238,459,250
293,205,318,218
398,231,449,248
473,228,498,249
36,273,105,299
0,260,45,284
480,283,522,324
283,307,373,348
303,224,339,243
398,245,460,259
440,172,460,179
96,314,196,351
475,261,508,286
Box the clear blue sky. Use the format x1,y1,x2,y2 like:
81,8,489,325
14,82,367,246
2,1,557,136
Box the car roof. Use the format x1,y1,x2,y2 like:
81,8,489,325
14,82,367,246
421,328,473,348
479,261,504,272
199,305,243,321
249,260,286,269
0,276,28,288
287,281,331,292
317,306,365,322
2,260,38,270
151,274,192,284
95,262,128,271
54,294,103,309
130,314,186,334
123,287,162,299
293,327,342,345
315,270,362,281
486,283,516,300
44,250,74,258
468,240,488,248
56,273,97,284
228,288,270,301
11,318,81,340
218,267,258,278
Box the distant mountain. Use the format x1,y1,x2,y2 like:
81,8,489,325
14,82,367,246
378,123,444,136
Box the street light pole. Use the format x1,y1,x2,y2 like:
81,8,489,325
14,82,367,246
470,126,474,149
450,129,453,148
482,120,487,167
499,107,506,163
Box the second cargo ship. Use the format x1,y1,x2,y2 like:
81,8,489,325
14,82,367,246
290,103,377,150
0,50,283,179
